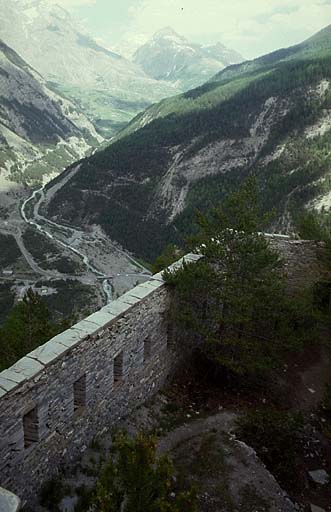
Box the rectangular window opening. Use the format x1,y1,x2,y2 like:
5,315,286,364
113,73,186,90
167,322,175,349
143,336,152,361
74,374,86,411
114,351,124,385
23,407,39,448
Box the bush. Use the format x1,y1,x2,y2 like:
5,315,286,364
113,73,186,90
236,409,304,487
39,477,70,511
93,432,197,512
164,179,318,383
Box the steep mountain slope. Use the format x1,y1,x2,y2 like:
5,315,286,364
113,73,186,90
45,26,331,261
0,0,178,136
133,27,243,91
0,38,101,186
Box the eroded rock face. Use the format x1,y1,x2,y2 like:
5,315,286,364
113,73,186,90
45,75,331,260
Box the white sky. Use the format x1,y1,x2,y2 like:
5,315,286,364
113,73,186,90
52,0,331,59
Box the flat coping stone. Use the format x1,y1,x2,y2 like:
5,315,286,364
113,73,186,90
84,309,117,328
0,376,17,393
27,337,70,366
73,318,103,336
141,279,164,289
0,487,21,511
49,328,86,349
118,293,141,306
128,283,156,300
3,357,44,383
103,299,131,317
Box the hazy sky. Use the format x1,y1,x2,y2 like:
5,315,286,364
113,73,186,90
53,0,331,59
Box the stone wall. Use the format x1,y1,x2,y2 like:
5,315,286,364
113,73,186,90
0,254,199,504
266,234,328,292
0,237,326,506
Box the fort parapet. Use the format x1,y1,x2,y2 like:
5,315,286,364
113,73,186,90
0,237,327,506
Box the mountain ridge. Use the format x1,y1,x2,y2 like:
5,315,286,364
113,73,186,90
0,38,101,189
132,26,243,91
0,0,178,136
44,26,331,260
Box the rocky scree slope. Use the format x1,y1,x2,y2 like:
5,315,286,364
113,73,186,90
133,27,243,91
0,38,101,186
0,0,178,136
45,25,331,261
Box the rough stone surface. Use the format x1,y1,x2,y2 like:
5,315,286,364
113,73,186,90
0,241,326,505
267,235,328,292
308,469,330,485
0,259,191,503
310,504,327,512
0,487,21,512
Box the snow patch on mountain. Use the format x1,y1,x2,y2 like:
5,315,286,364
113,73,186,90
133,27,243,91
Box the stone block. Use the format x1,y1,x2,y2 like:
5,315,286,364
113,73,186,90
0,487,20,512
28,338,69,366
9,357,44,380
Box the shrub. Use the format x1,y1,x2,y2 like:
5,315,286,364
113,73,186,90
93,432,197,512
236,409,304,487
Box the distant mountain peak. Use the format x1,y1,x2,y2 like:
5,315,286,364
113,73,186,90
133,29,243,91
0,0,177,137
153,27,183,39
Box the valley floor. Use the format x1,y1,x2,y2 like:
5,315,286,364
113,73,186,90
0,171,151,325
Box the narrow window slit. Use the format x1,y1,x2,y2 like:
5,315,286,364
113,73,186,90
167,322,175,348
74,374,86,411
114,351,124,385
23,407,39,448
143,336,152,361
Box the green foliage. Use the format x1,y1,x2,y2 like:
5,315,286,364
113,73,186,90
164,179,317,381
0,234,21,267
92,432,197,512
48,48,331,260
39,476,70,512
22,227,84,273
297,210,331,242
75,485,95,512
0,283,15,325
236,409,304,487
151,245,185,274
297,211,331,306
0,289,69,371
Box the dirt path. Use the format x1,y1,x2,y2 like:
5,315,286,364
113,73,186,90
157,411,295,512
284,343,331,411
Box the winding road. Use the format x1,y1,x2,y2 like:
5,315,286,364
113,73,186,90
20,169,150,304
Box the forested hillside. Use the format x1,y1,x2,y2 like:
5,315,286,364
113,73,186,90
0,39,101,186
46,25,331,260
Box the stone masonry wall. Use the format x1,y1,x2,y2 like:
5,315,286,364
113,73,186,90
0,254,199,504
0,238,326,506
266,234,328,292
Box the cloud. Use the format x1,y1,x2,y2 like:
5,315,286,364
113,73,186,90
124,0,331,58
53,0,96,6
43,0,331,58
